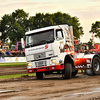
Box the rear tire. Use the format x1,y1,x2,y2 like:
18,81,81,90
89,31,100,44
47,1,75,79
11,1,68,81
92,56,100,75
64,63,72,79
85,69,95,76
36,72,43,79
85,56,100,76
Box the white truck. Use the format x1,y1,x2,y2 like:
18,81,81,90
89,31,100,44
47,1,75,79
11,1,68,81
21,25,100,79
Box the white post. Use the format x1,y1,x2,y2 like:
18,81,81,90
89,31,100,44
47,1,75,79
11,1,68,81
92,33,94,47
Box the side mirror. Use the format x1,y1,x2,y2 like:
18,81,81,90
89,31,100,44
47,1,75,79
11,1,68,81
21,38,25,48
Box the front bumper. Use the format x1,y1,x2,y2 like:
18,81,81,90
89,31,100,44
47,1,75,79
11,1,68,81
27,64,64,73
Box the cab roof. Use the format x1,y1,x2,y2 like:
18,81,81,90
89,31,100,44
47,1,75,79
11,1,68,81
25,24,69,35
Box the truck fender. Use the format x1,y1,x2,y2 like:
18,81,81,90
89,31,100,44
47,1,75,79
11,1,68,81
83,54,96,59
83,54,100,75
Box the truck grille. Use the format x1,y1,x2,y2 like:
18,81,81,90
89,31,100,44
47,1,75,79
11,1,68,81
35,61,47,67
34,52,46,60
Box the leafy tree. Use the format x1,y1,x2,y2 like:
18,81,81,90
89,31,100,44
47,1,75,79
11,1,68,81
28,16,35,30
90,21,100,38
0,10,84,44
28,13,52,29
33,13,44,29
28,12,84,39
53,12,68,25
71,17,83,39
0,9,29,44
52,12,84,39
42,13,54,27
87,38,93,49
0,14,13,43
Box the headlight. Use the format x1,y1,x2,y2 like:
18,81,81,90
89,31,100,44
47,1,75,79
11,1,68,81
51,59,56,63
27,62,32,66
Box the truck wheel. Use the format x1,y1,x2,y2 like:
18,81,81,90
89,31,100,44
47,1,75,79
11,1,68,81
64,63,72,79
36,72,43,79
92,56,100,75
85,56,100,75
85,69,95,76
72,70,78,77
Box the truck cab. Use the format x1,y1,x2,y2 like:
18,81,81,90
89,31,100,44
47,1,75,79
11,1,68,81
23,25,75,78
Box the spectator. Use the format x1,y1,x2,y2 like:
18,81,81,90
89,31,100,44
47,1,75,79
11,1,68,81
2,49,7,56
0,49,25,57
20,50,25,56
17,50,21,57
11,50,16,57
6,50,13,56
6,50,10,56
0,50,2,57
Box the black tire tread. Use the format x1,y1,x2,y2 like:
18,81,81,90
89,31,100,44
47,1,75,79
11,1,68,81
64,63,72,79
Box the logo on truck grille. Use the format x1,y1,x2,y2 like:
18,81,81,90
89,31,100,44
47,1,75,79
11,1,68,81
45,44,48,49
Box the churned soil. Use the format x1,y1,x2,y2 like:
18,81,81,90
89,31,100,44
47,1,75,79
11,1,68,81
0,65,27,75
0,66,100,100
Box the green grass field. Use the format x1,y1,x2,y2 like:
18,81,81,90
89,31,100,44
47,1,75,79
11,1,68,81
0,62,27,67
0,73,36,80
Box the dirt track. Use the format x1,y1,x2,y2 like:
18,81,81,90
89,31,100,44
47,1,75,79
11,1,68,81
0,66,27,75
0,66,100,100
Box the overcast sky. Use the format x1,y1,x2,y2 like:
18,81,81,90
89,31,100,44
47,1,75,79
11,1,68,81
0,0,100,43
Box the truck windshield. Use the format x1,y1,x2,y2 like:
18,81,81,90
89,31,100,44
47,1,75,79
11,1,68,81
25,29,54,48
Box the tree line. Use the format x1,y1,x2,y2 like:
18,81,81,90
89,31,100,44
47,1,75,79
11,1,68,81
0,9,99,45
0,9,84,45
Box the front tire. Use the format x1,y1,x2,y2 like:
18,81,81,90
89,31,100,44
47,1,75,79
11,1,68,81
36,72,43,79
64,63,72,79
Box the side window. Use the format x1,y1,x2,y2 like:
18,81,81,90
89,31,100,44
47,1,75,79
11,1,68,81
56,30,63,40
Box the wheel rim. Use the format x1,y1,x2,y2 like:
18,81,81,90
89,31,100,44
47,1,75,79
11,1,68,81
94,60,100,71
